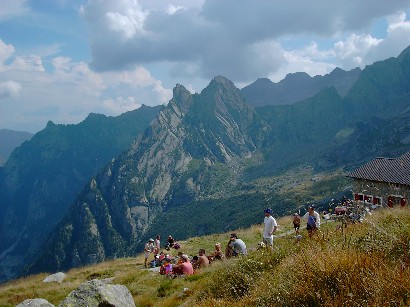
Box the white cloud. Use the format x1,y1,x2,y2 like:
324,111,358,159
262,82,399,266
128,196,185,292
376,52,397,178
2,0,410,133
268,48,337,83
105,1,147,39
334,34,382,68
167,5,186,15
0,39,172,132
365,11,410,62
0,0,29,21
102,96,141,114
103,66,172,103
82,0,410,87
0,40,15,70
269,11,410,82
0,80,21,99
10,55,45,72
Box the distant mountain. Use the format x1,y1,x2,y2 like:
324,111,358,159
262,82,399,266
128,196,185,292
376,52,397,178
0,105,162,282
5,45,410,280
241,67,361,107
0,129,33,166
27,42,410,275
27,76,272,273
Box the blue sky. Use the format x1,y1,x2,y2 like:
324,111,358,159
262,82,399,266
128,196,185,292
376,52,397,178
1,0,410,133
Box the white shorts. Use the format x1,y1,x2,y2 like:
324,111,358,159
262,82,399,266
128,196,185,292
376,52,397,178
263,236,273,246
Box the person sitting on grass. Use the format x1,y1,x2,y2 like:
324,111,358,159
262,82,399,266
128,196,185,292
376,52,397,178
225,239,234,258
165,235,175,250
159,258,173,276
172,254,194,276
228,233,247,256
209,242,224,262
192,249,210,270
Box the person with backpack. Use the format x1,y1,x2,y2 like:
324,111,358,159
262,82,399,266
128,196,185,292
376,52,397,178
303,205,321,238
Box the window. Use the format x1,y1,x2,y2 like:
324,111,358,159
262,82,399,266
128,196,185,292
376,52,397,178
388,195,405,207
372,197,381,205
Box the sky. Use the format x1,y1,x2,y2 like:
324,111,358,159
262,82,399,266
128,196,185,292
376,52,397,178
1,0,410,133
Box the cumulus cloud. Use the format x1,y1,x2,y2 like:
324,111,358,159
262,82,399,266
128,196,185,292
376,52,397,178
81,0,410,86
269,10,410,82
364,11,410,63
0,80,21,99
2,0,410,133
0,38,172,132
102,96,141,114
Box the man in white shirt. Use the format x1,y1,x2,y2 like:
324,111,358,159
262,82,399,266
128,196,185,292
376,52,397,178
263,208,278,248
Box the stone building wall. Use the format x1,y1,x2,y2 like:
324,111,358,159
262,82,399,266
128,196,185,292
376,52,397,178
352,179,409,207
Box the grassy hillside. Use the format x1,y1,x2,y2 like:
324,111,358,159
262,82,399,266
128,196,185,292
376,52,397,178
1,208,409,306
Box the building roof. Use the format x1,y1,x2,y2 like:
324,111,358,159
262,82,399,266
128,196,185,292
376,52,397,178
347,151,410,185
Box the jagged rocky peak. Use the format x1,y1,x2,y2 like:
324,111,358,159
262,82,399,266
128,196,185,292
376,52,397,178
202,75,244,107
209,75,237,91
170,83,192,115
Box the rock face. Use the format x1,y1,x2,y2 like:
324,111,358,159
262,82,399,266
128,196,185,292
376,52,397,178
0,105,162,282
58,279,135,307
28,76,269,274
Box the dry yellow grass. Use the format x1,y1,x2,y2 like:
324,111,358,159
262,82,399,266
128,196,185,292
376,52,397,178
1,210,409,306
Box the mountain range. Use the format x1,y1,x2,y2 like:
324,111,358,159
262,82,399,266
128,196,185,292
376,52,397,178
0,105,162,282
1,45,410,281
0,130,33,166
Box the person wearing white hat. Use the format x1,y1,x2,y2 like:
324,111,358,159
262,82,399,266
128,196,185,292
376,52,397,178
144,238,155,268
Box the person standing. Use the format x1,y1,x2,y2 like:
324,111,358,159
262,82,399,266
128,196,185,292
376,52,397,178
263,208,278,248
303,205,321,238
144,238,155,268
293,213,301,236
153,235,161,255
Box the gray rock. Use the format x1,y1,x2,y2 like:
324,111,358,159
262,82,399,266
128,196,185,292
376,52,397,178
59,279,135,307
16,298,55,306
43,272,66,283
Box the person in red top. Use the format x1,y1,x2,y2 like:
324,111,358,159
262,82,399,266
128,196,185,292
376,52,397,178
173,254,194,276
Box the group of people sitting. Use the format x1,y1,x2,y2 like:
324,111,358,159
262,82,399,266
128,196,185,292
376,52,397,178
143,232,249,277
157,248,211,277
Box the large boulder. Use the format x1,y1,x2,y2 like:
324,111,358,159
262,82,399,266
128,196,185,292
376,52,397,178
59,279,135,307
16,298,55,306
